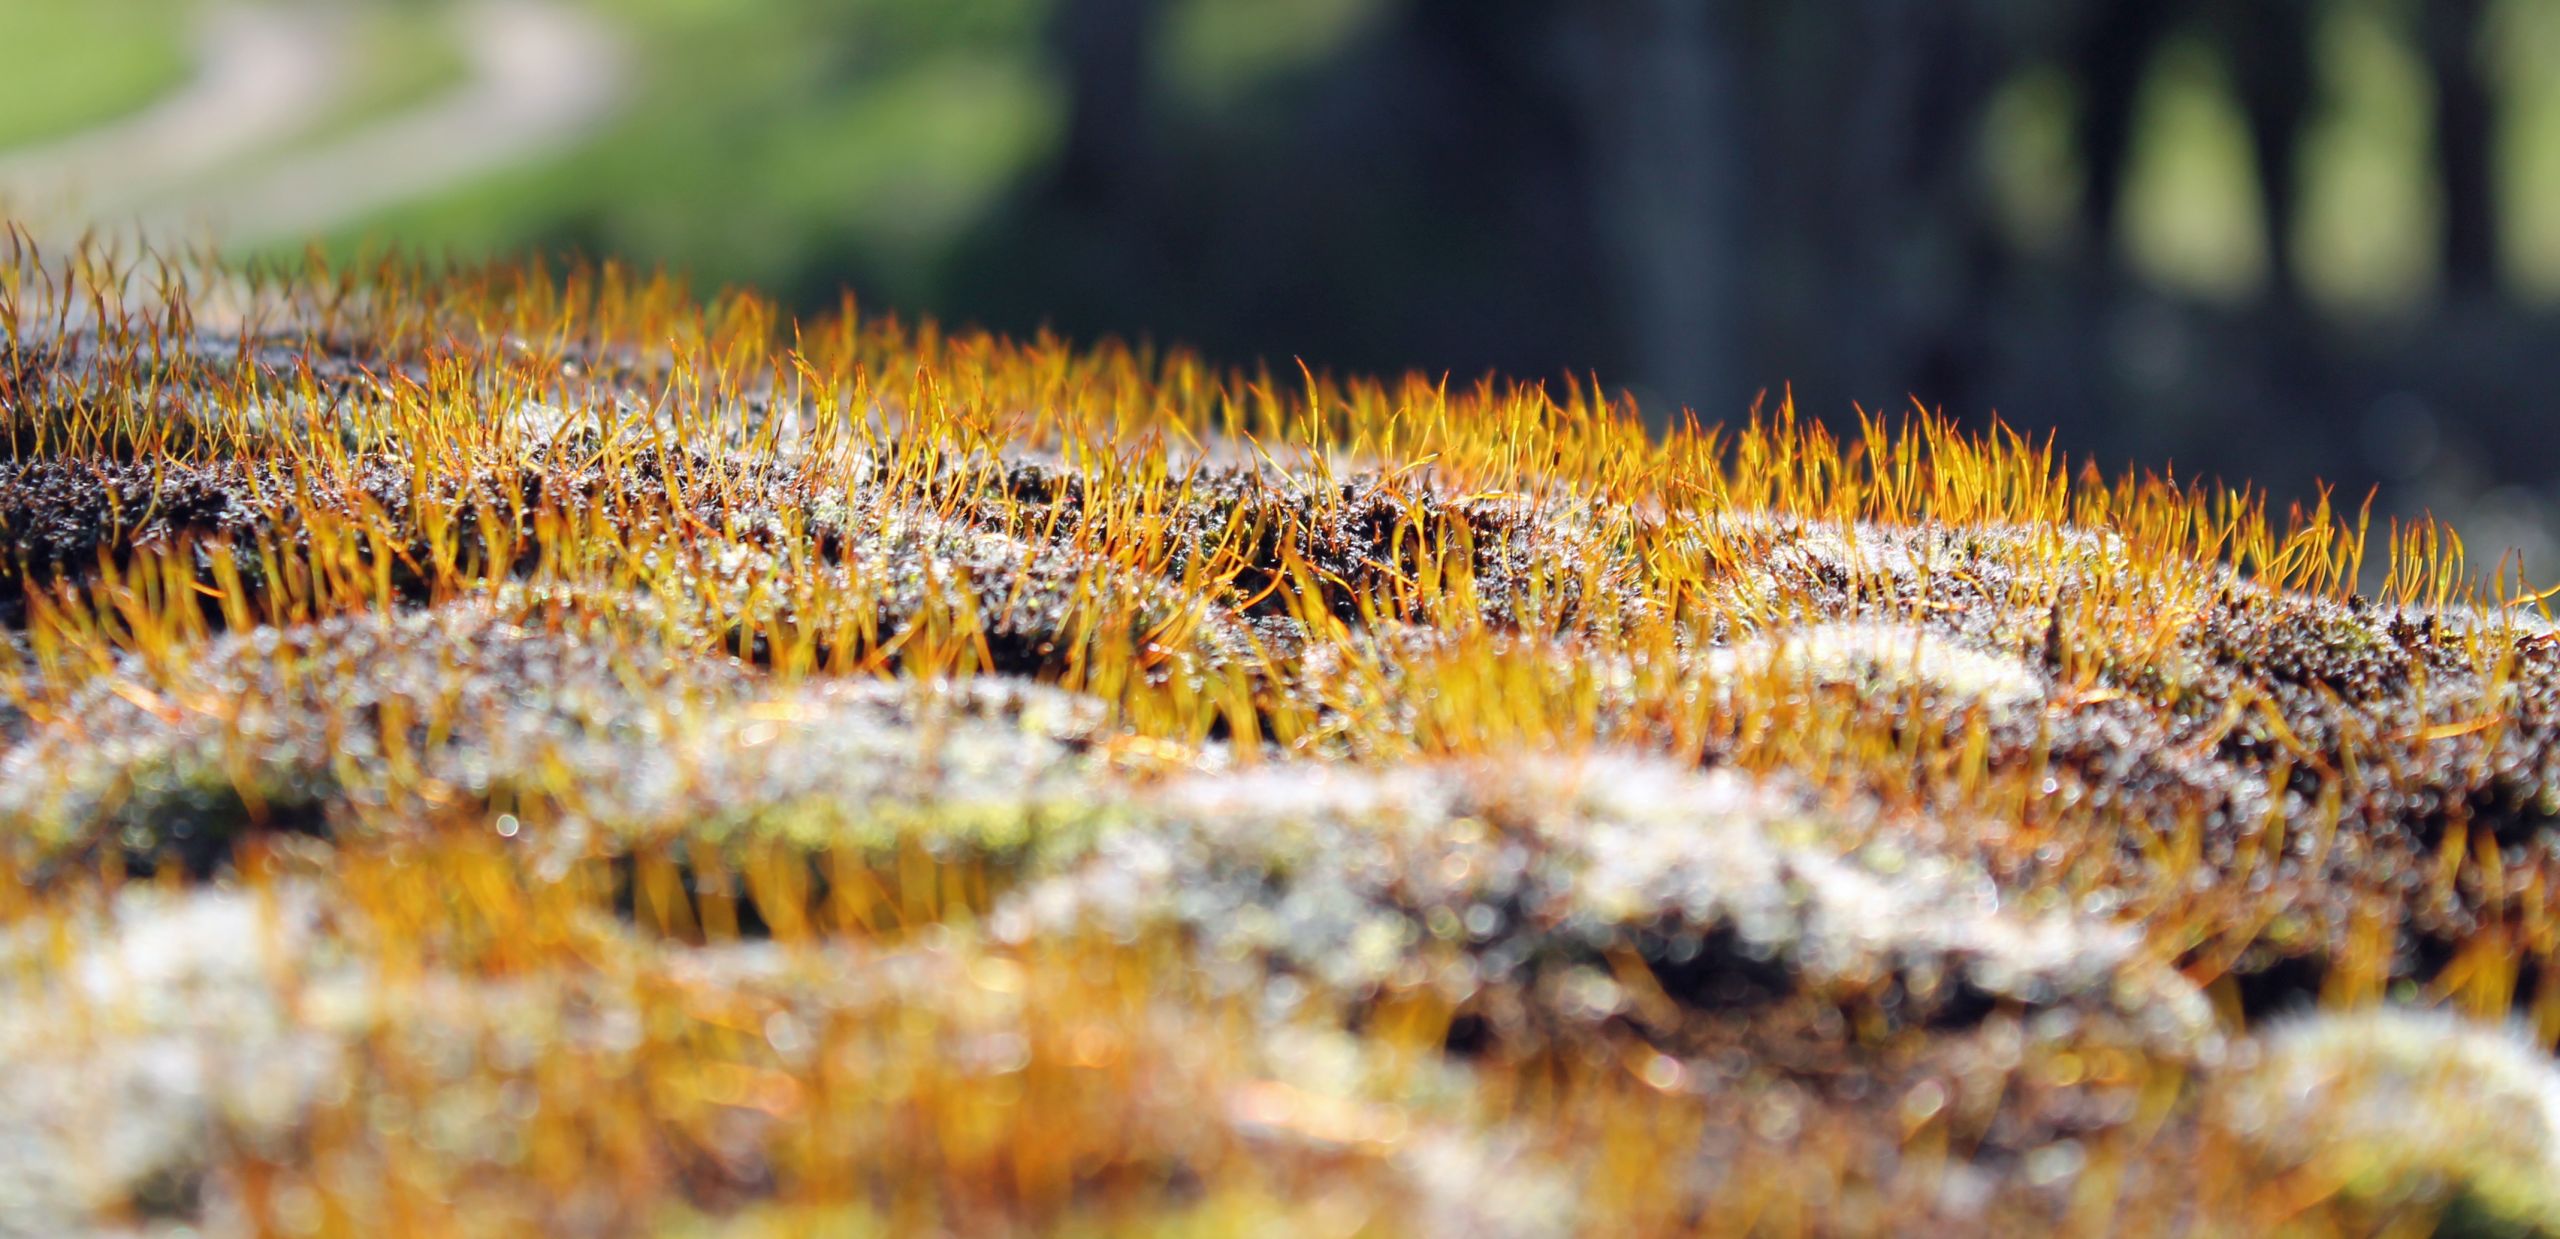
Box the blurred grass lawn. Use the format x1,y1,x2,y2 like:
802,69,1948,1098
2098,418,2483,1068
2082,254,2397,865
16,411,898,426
304,0,1385,310
321,0,1068,309
0,0,190,150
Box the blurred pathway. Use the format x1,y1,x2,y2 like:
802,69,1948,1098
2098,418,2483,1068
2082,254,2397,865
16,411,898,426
167,0,627,247
0,1,626,249
0,6,350,223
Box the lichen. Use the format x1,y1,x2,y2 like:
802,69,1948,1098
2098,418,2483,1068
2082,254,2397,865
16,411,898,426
0,599,1125,875
2215,1007,2560,1236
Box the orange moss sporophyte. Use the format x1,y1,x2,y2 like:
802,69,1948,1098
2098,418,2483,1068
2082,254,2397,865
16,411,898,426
5,231,2560,1235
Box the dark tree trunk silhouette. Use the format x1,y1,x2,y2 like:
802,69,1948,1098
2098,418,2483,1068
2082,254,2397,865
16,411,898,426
2423,0,2499,298
1556,0,1745,424
2072,0,2181,267
2222,0,2314,302
1048,0,1161,208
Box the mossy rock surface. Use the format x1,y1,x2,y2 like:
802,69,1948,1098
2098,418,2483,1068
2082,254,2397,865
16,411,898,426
5,252,2560,1234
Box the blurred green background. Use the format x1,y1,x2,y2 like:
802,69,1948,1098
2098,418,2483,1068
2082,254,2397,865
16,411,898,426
7,0,2560,574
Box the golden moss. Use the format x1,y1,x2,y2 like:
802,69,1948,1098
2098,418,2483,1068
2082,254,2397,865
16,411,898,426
3,237,2559,1234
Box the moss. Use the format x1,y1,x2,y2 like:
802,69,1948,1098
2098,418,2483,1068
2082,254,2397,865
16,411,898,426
11,250,2560,1232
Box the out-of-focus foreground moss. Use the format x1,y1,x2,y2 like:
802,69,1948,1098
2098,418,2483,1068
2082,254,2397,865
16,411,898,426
8,240,2560,1235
